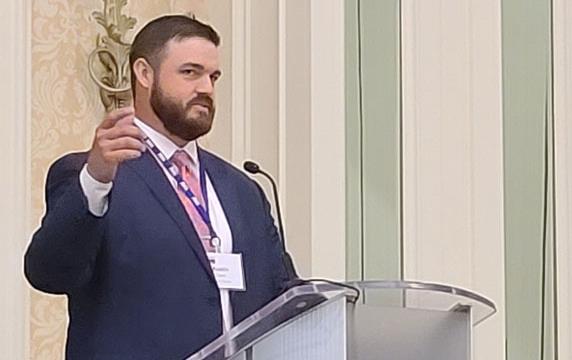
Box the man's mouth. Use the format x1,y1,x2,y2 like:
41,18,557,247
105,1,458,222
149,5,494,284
190,104,210,113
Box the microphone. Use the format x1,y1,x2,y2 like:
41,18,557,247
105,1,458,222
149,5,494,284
243,161,361,301
243,161,299,281
242,161,260,174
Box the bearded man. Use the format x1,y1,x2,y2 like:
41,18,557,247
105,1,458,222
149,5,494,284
25,15,290,360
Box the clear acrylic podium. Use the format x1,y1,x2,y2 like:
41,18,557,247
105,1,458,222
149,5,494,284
187,281,496,360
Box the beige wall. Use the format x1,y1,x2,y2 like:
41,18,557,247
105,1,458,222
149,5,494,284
309,0,346,279
1,0,30,359
227,0,346,278
401,0,505,359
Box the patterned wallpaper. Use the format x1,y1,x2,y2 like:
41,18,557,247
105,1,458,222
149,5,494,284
30,1,207,357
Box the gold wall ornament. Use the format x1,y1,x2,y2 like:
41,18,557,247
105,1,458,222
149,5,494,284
89,0,137,112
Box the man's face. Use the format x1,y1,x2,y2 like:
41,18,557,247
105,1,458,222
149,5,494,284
150,37,221,142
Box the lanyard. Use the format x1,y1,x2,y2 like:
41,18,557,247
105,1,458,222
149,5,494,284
141,135,221,252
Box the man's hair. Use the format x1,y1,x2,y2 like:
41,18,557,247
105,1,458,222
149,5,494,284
129,15,220,99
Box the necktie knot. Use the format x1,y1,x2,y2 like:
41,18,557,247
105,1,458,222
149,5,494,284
171,150,193,174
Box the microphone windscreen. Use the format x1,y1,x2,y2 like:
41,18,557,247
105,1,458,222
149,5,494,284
243,161,260,174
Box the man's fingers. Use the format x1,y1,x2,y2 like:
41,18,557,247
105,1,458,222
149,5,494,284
115,115,138,129
107,106,134,122
103,125,145,142
101,137,147,153
106,149,143,163
100,107,135,129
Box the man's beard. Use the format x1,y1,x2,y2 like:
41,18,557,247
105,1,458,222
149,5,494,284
150,83,215,142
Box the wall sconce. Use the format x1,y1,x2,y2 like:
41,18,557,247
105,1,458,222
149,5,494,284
88,0,137,112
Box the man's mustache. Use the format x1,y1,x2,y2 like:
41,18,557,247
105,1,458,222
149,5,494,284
187,96,214,111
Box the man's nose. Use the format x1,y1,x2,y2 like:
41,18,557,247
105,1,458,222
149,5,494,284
196,74,214,94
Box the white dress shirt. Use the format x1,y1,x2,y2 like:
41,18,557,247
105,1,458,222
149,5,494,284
79,118,234,332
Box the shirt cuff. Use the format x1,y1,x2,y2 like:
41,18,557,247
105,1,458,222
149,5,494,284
79,164,113,217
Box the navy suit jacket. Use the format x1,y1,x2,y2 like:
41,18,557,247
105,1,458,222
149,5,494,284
25,148,290,359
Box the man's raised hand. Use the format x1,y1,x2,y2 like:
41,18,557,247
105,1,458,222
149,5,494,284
86,107,146,183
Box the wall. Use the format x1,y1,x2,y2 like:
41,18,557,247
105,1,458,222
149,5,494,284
345,0,402,282
0,1,30,359
345,2,506,358
229,0,346,279
502,0,559,358
401,0,505,359
553,0,572,357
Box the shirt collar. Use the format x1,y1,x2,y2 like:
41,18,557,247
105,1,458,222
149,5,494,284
134,117,199,167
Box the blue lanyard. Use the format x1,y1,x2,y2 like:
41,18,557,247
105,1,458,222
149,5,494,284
142,135,221,251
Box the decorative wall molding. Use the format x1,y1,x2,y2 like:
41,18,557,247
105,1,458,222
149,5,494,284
0,0,31,359
310,0,346,279
231,0,251,164
229,0,315,277
278,0,287,222
553,0,572,356
401,0,505,358
280,0,312,276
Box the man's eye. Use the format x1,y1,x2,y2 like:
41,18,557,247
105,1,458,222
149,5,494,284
182,69,197,75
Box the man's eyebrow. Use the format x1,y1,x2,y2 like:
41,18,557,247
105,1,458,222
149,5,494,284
180,62,205,70
179,63,221,76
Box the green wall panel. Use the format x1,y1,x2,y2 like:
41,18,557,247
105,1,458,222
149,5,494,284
502,0,556,358
345,0,401,281
345,0,363,281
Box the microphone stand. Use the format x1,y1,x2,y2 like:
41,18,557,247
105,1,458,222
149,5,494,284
243,161,360,301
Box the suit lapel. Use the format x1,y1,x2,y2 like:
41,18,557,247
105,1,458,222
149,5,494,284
124,151,215,281
199,149,251,316
198,148,247,256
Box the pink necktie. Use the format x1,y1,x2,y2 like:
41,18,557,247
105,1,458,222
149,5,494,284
171,150,214,252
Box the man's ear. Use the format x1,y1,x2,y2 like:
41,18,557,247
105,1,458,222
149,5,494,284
132,58,154,90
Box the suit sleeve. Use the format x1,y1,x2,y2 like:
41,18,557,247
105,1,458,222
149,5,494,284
24,155,106,294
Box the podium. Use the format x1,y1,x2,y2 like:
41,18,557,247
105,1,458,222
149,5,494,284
187,281,496,360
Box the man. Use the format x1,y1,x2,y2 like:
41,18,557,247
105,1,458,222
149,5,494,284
25,15,290,359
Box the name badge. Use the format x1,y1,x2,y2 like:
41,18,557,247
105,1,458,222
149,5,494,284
207,253,246,291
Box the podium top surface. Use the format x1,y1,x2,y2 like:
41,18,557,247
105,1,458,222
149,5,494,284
347,280,496,325
188,280,496,359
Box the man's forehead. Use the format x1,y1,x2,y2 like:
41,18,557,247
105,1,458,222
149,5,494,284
162,36,220,68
